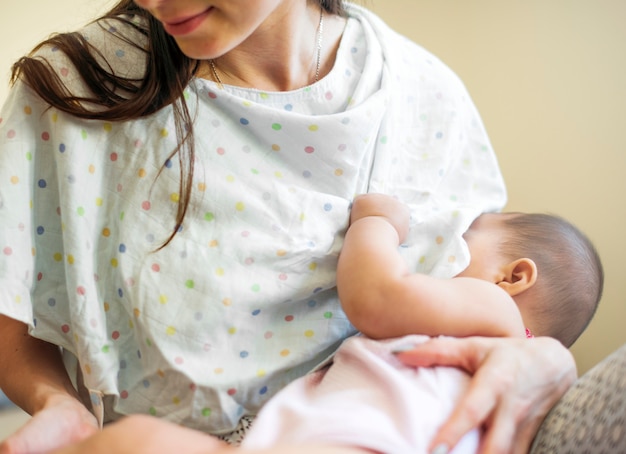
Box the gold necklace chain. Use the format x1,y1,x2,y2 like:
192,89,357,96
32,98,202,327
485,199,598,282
208,59,223,88
209,6,324,89
314,5,324,82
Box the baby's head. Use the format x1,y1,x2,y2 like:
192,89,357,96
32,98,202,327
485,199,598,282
461,212,604,347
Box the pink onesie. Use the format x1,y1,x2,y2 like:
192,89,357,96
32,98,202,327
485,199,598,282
242,335,480,453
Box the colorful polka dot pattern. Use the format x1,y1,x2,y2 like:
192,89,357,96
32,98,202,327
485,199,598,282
0,6,506,434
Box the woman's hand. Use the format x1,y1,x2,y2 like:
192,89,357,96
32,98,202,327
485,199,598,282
395,336,576,454
0,395,99,454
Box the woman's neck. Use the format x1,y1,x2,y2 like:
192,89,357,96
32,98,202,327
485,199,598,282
202,3,346,91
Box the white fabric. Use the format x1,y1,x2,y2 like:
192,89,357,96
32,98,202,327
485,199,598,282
243,335,479,454
0,4,505,434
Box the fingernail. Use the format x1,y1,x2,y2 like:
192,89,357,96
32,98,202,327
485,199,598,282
391,344,415,354
431,444,449,454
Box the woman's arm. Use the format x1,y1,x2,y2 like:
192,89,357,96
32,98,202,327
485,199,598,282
0,315,98,454
337,195,525,340
0,315,79,414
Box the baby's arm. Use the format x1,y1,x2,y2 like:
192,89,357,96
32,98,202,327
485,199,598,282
337,194,525,340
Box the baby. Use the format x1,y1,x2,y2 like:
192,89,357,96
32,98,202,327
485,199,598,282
240,193,603,453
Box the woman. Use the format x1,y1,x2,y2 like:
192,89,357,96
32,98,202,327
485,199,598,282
0,1,575,453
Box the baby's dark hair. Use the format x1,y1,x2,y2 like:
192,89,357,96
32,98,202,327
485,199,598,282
500,213,603,347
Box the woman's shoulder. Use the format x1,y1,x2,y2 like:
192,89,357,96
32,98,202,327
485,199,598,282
29,15,149,94
346,4,466,90
346,4,429,52
81,14,149,75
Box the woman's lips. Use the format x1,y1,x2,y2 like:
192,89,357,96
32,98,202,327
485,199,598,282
162,8,212,36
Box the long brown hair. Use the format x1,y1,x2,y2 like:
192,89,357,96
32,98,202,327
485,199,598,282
11,0,347,247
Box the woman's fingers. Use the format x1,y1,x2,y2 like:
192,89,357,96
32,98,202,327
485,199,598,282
428,352,509,453
477,393,525,454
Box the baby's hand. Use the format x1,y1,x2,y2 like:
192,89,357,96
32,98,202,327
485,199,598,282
51,415,229,454
350,194,410,242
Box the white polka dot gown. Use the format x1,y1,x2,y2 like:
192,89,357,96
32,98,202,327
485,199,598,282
0,4,506,434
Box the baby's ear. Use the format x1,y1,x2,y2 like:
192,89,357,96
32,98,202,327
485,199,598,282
497,258,538,296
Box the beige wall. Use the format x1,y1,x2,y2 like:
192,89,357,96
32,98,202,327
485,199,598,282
1,1,625,375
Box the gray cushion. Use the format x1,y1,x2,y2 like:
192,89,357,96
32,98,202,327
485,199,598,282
531,343,626,453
